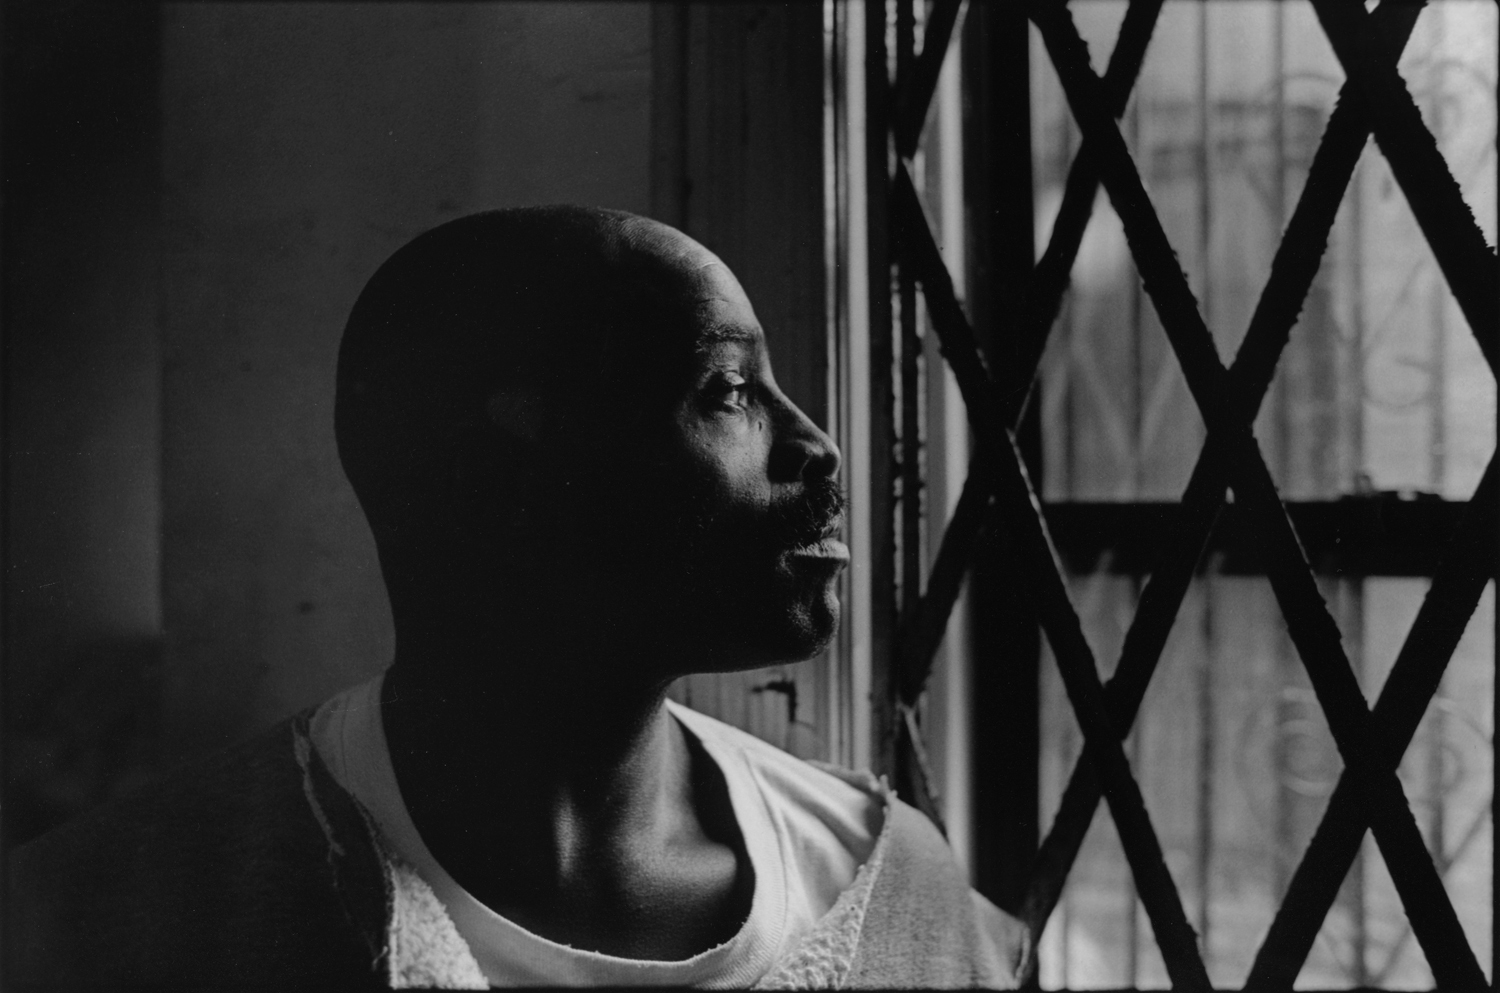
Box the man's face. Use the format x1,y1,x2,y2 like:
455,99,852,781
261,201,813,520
585,237,847,674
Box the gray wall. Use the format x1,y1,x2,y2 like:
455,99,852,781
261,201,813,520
4,2,166,843
5,1,830,845
5,2,655,841
157,2,653,758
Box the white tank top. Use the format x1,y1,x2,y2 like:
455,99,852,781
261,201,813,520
310,674,880,987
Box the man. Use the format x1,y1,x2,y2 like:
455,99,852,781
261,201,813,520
9,207,1027,988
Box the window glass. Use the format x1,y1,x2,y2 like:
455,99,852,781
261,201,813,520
1027,2,1497,986
1031,0,1497,503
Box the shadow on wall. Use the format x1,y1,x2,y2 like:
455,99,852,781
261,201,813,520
5,638,166,849
5,0,657,845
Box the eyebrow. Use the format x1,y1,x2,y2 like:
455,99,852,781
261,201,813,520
696,322,760,346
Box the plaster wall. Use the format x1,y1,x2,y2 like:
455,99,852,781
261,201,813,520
157,2,652,755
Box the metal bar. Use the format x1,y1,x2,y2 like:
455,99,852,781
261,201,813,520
1039,498,1470,578
1020,442,1230,939
824,0,853,769
894,0,962,158
1015,0,1164,424
1229,0,1421,416
1245,457,1499,990
1026,0,1272,429
1027,3,1485,984
895,166,1213,990
898,700,949,833
889,0,1164,706
893,0,932,815
1033,5,1486,984
865,0,899,783
897,0,922,622
896,454,993,703
960,0,1041,919
1308,0,1499,374
1020,0,1423,943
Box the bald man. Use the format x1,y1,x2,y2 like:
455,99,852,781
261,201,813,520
10,208,1027,988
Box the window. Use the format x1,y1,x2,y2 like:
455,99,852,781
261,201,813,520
830,0,1499,987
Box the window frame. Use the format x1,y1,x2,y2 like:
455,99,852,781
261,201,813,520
838,0,1500,987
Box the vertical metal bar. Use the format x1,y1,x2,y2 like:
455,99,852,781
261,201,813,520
962,0,1038,918
824,0,855,770
897,0,922,626
929,23,975,871
892,0,926,810
866,0,899,783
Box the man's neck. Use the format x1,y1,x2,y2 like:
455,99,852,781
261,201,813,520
378,639,751,959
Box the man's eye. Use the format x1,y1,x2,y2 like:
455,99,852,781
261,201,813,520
707,377,751,411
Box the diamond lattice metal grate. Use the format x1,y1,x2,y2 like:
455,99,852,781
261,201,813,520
871,0,1499,987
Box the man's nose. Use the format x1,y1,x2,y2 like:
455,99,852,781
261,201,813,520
770,394,842,482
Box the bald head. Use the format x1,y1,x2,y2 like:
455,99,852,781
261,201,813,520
337,207,740,541
336,205,843,674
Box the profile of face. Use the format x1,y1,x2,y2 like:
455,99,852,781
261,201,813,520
539,223,847,676
338,208,847,682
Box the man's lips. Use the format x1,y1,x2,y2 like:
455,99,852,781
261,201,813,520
786,537,851,563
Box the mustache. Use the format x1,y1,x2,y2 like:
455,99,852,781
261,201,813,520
768,477,847,547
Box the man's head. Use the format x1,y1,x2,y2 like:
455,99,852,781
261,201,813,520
336,207,845,683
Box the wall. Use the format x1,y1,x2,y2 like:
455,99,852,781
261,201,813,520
4,3,655,842
156,2,654,757
3,2,165,843
6,1,834,845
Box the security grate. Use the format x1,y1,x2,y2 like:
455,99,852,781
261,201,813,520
867,0,1498,988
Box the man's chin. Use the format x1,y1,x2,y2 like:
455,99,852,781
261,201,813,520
683,593,840,674
747,590,841,667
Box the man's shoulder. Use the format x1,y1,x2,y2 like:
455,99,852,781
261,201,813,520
851,797,1030,988
7,713,385,989
665,700,883,832
665,699,878,795
663,700,1030,983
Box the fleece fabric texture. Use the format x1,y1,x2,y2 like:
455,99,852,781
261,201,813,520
9,710,1028,989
